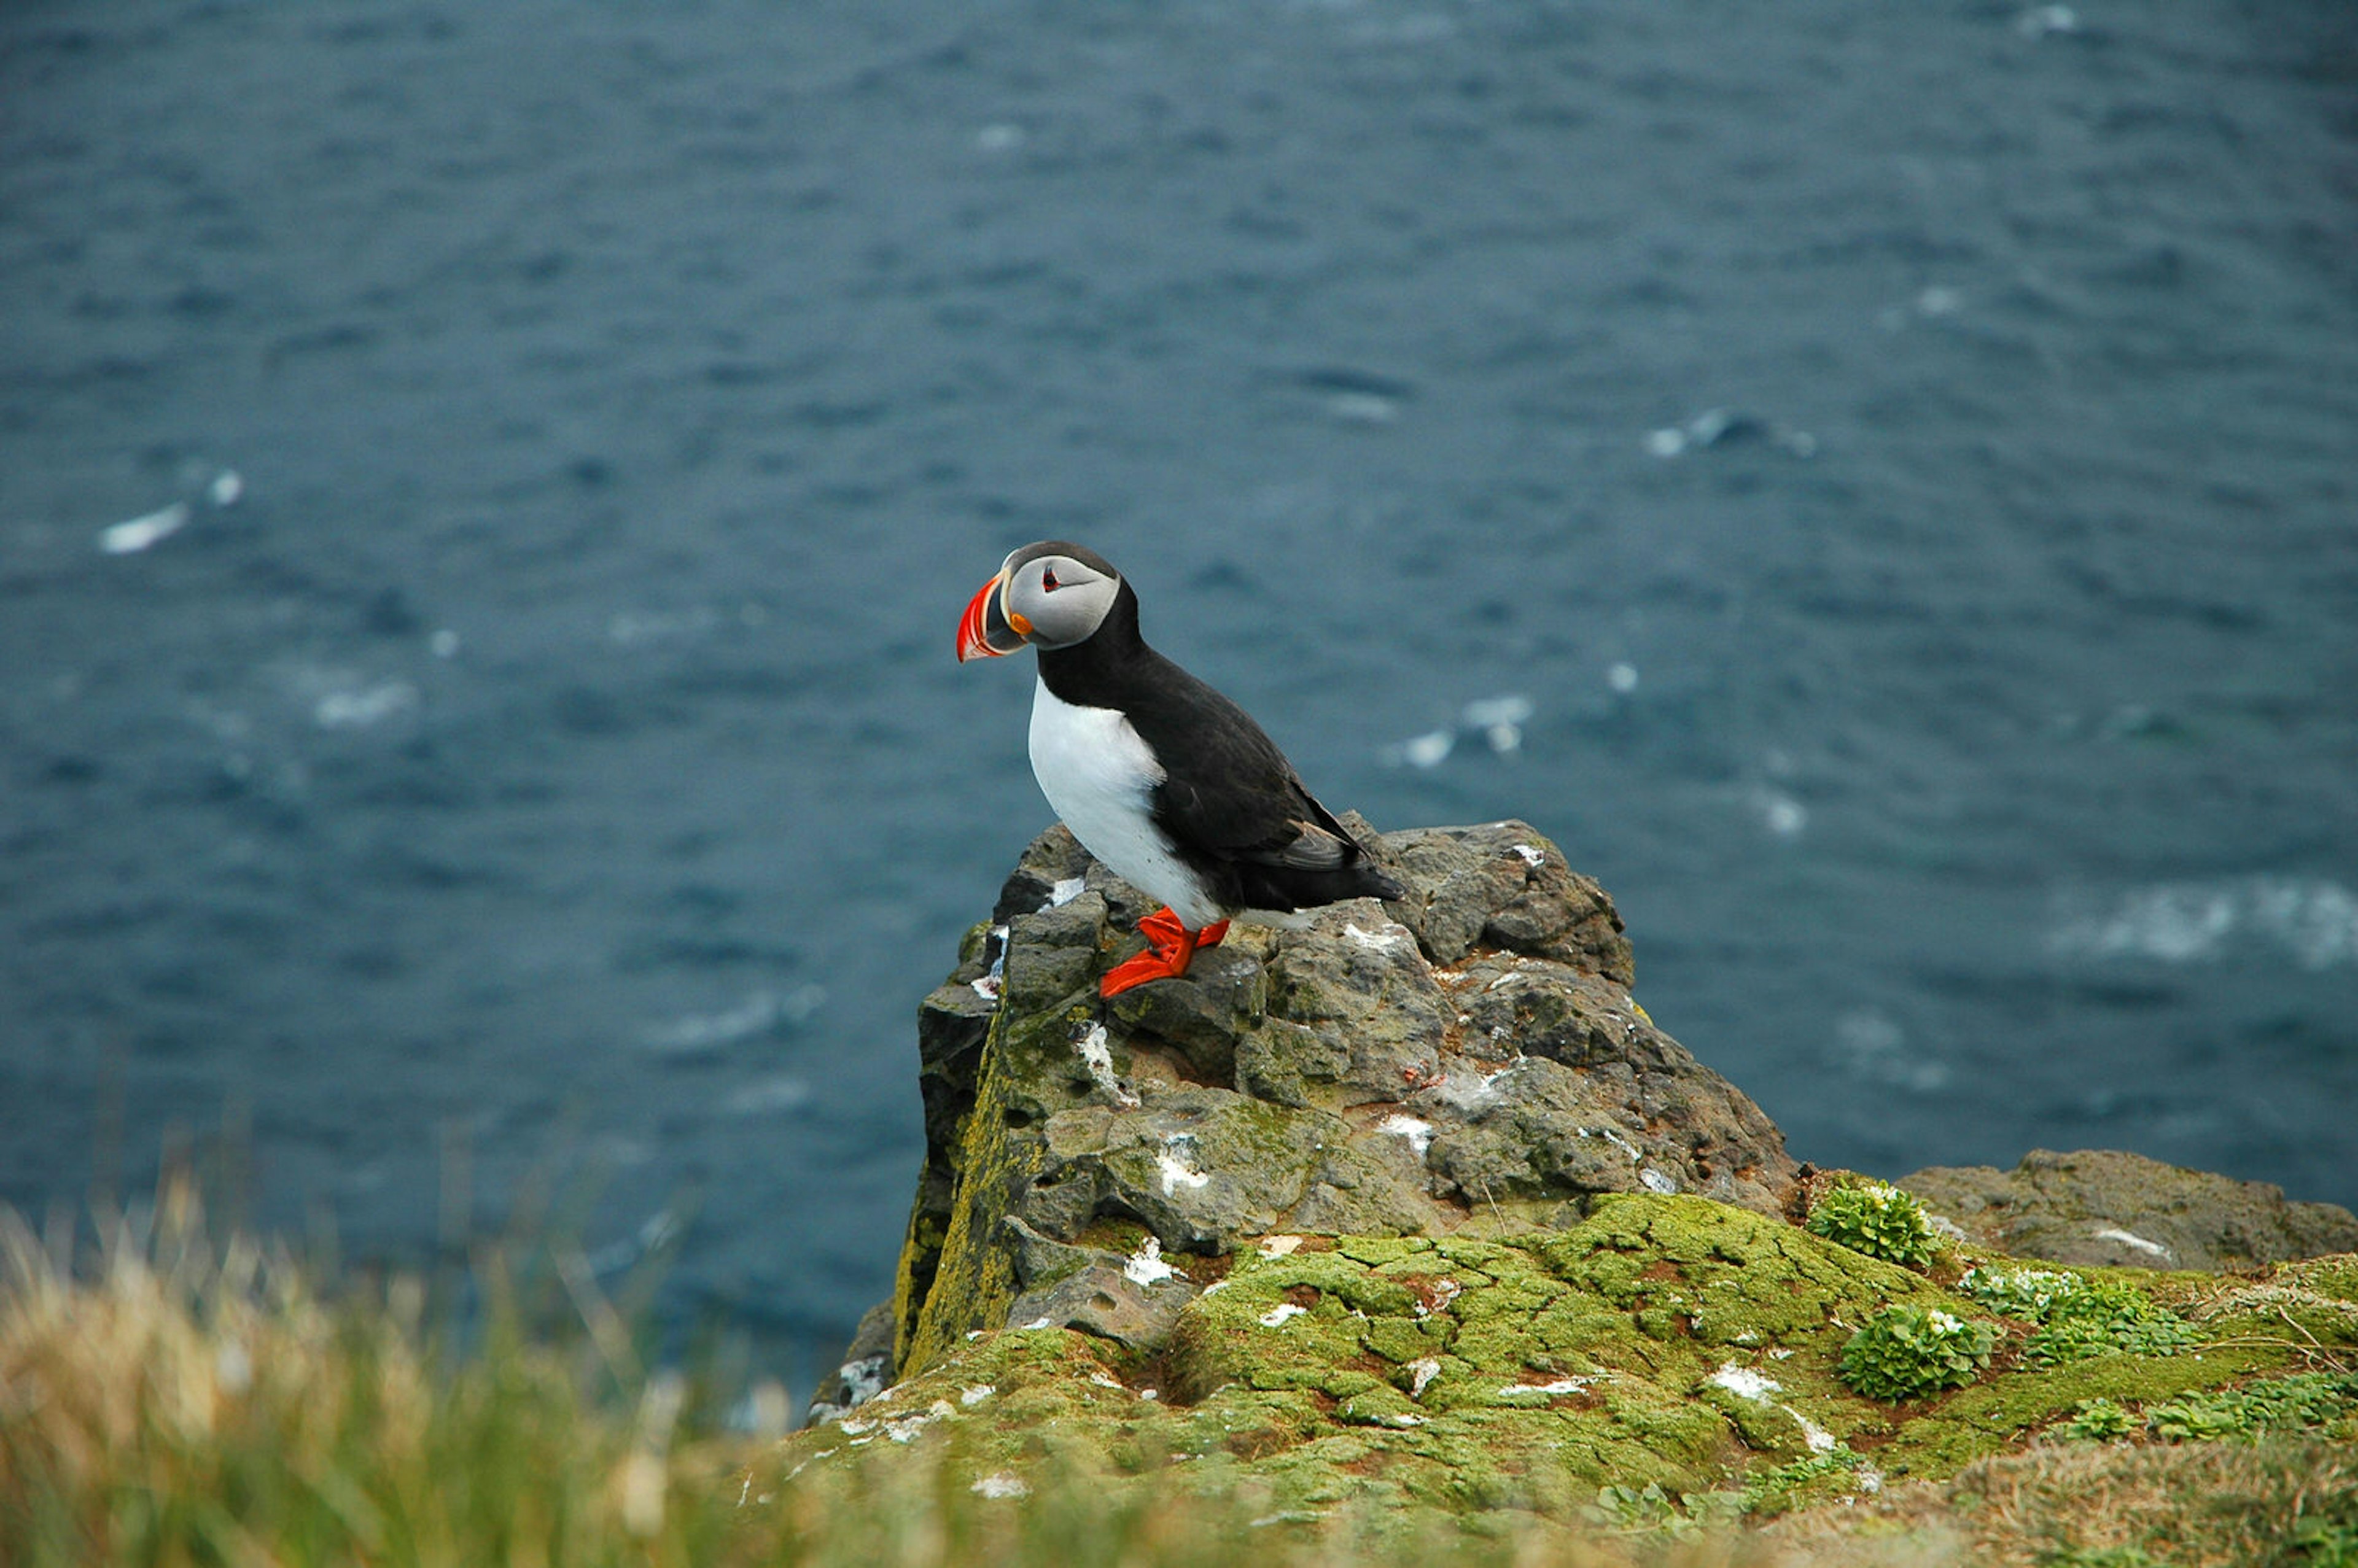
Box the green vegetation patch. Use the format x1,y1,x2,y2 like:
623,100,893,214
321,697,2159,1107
819,1195,2358,1529
2145,1372,2358,1443
1961,1263,2201,1367
1805,1181,1941,1270
1837,1304,1997,1402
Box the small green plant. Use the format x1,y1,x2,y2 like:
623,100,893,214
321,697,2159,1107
2024,1278,2199,1367
1838,1303,1997,1402
1740,1446,1868,1516
1806,1181,1940,1270
1963,1263,2202,1366
1584,1481,1744,1540
1960,1265,2088,1319
2146,1373,2358,1443
2059,1398,2139,1441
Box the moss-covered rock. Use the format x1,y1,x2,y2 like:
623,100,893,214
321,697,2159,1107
780,1192,2358,1534
800,817,2358,1535
887,821,1799,1379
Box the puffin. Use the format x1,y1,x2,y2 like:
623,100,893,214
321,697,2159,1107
957,540,1407,998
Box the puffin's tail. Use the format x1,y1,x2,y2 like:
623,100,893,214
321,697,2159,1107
1238,858,1406,914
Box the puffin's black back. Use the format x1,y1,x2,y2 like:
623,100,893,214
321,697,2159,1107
1037,581,1405,915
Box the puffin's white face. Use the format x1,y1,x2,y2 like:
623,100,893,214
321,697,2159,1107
956,541,1122,661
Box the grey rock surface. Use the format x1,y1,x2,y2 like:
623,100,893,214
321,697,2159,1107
889,818,1801,1376
1899,1147,2358,1271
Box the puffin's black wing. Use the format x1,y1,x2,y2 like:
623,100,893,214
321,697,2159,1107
1127,661,1404,914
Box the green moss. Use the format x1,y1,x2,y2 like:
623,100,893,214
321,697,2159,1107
841,1194,2358,1531
898,1001,1099,1374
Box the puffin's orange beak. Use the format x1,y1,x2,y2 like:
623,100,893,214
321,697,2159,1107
957,570,1029,661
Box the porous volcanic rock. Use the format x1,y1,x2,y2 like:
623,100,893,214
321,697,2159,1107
887,818,1799,1380
1899,1147,2358,1272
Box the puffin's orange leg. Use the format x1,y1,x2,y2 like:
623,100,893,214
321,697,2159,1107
1197,920,1230,948
1101,906,1206,997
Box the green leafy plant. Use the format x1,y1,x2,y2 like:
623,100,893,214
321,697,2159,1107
1740,1446,1868,1516
2058,1398,2138,1441
1806,1182,1940,1270
2024,1278,2199,1367
1963,1264,2201,1366
2146,1373,2358,1443
1584,1481,1743,1540
2286,1513,2358,1568
1837,1303,1997,1402
1960,1265,2088,1320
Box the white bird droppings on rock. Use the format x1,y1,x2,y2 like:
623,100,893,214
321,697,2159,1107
1158,1136,1210,1195
1379,1114,1434,1158
960,1384,995,1407
1640,1168,1680,1195
2093,1227,2174,1261
1045,877,1086,909
1259,1235,1304,1257
1259,1303,1309,1328
1345,921,1412,952
1408,1357,1441,1399
971,1472,1029,1498
1123,1236,1178,1286
1498,1376,1595,1398
1707,1364,1781,1402
1075,1022,1138,1108
1509,843,1546,867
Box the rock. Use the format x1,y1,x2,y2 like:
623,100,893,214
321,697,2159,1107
885,819,1799,1380
1899,1148,2358,1272
780,1192,2358,1534
804,1298,895,1426
790,819,2358,1526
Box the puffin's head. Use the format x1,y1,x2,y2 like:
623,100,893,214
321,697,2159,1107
956,541,1123,661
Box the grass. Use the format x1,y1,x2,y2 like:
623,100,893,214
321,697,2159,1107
1765,1438,2358,1567
2,1179,2352,1567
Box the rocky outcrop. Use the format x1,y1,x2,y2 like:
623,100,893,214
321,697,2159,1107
1899,1149,2358,1273
789,821,2358,1538
885,818,1797,1382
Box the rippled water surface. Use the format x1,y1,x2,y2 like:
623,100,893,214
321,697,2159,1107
4,0,2354,1383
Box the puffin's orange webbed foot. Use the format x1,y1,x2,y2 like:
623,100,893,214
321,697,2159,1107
1100,906,1208,997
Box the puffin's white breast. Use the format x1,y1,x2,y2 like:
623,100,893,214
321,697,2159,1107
1028,679,1220,927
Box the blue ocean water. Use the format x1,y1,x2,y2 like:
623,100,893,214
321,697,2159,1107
3,0,2354,1389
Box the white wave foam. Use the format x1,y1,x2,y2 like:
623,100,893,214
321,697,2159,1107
2051,878,2358,970
100,502,190,554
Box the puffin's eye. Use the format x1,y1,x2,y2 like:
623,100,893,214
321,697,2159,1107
1041,567,1060,592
